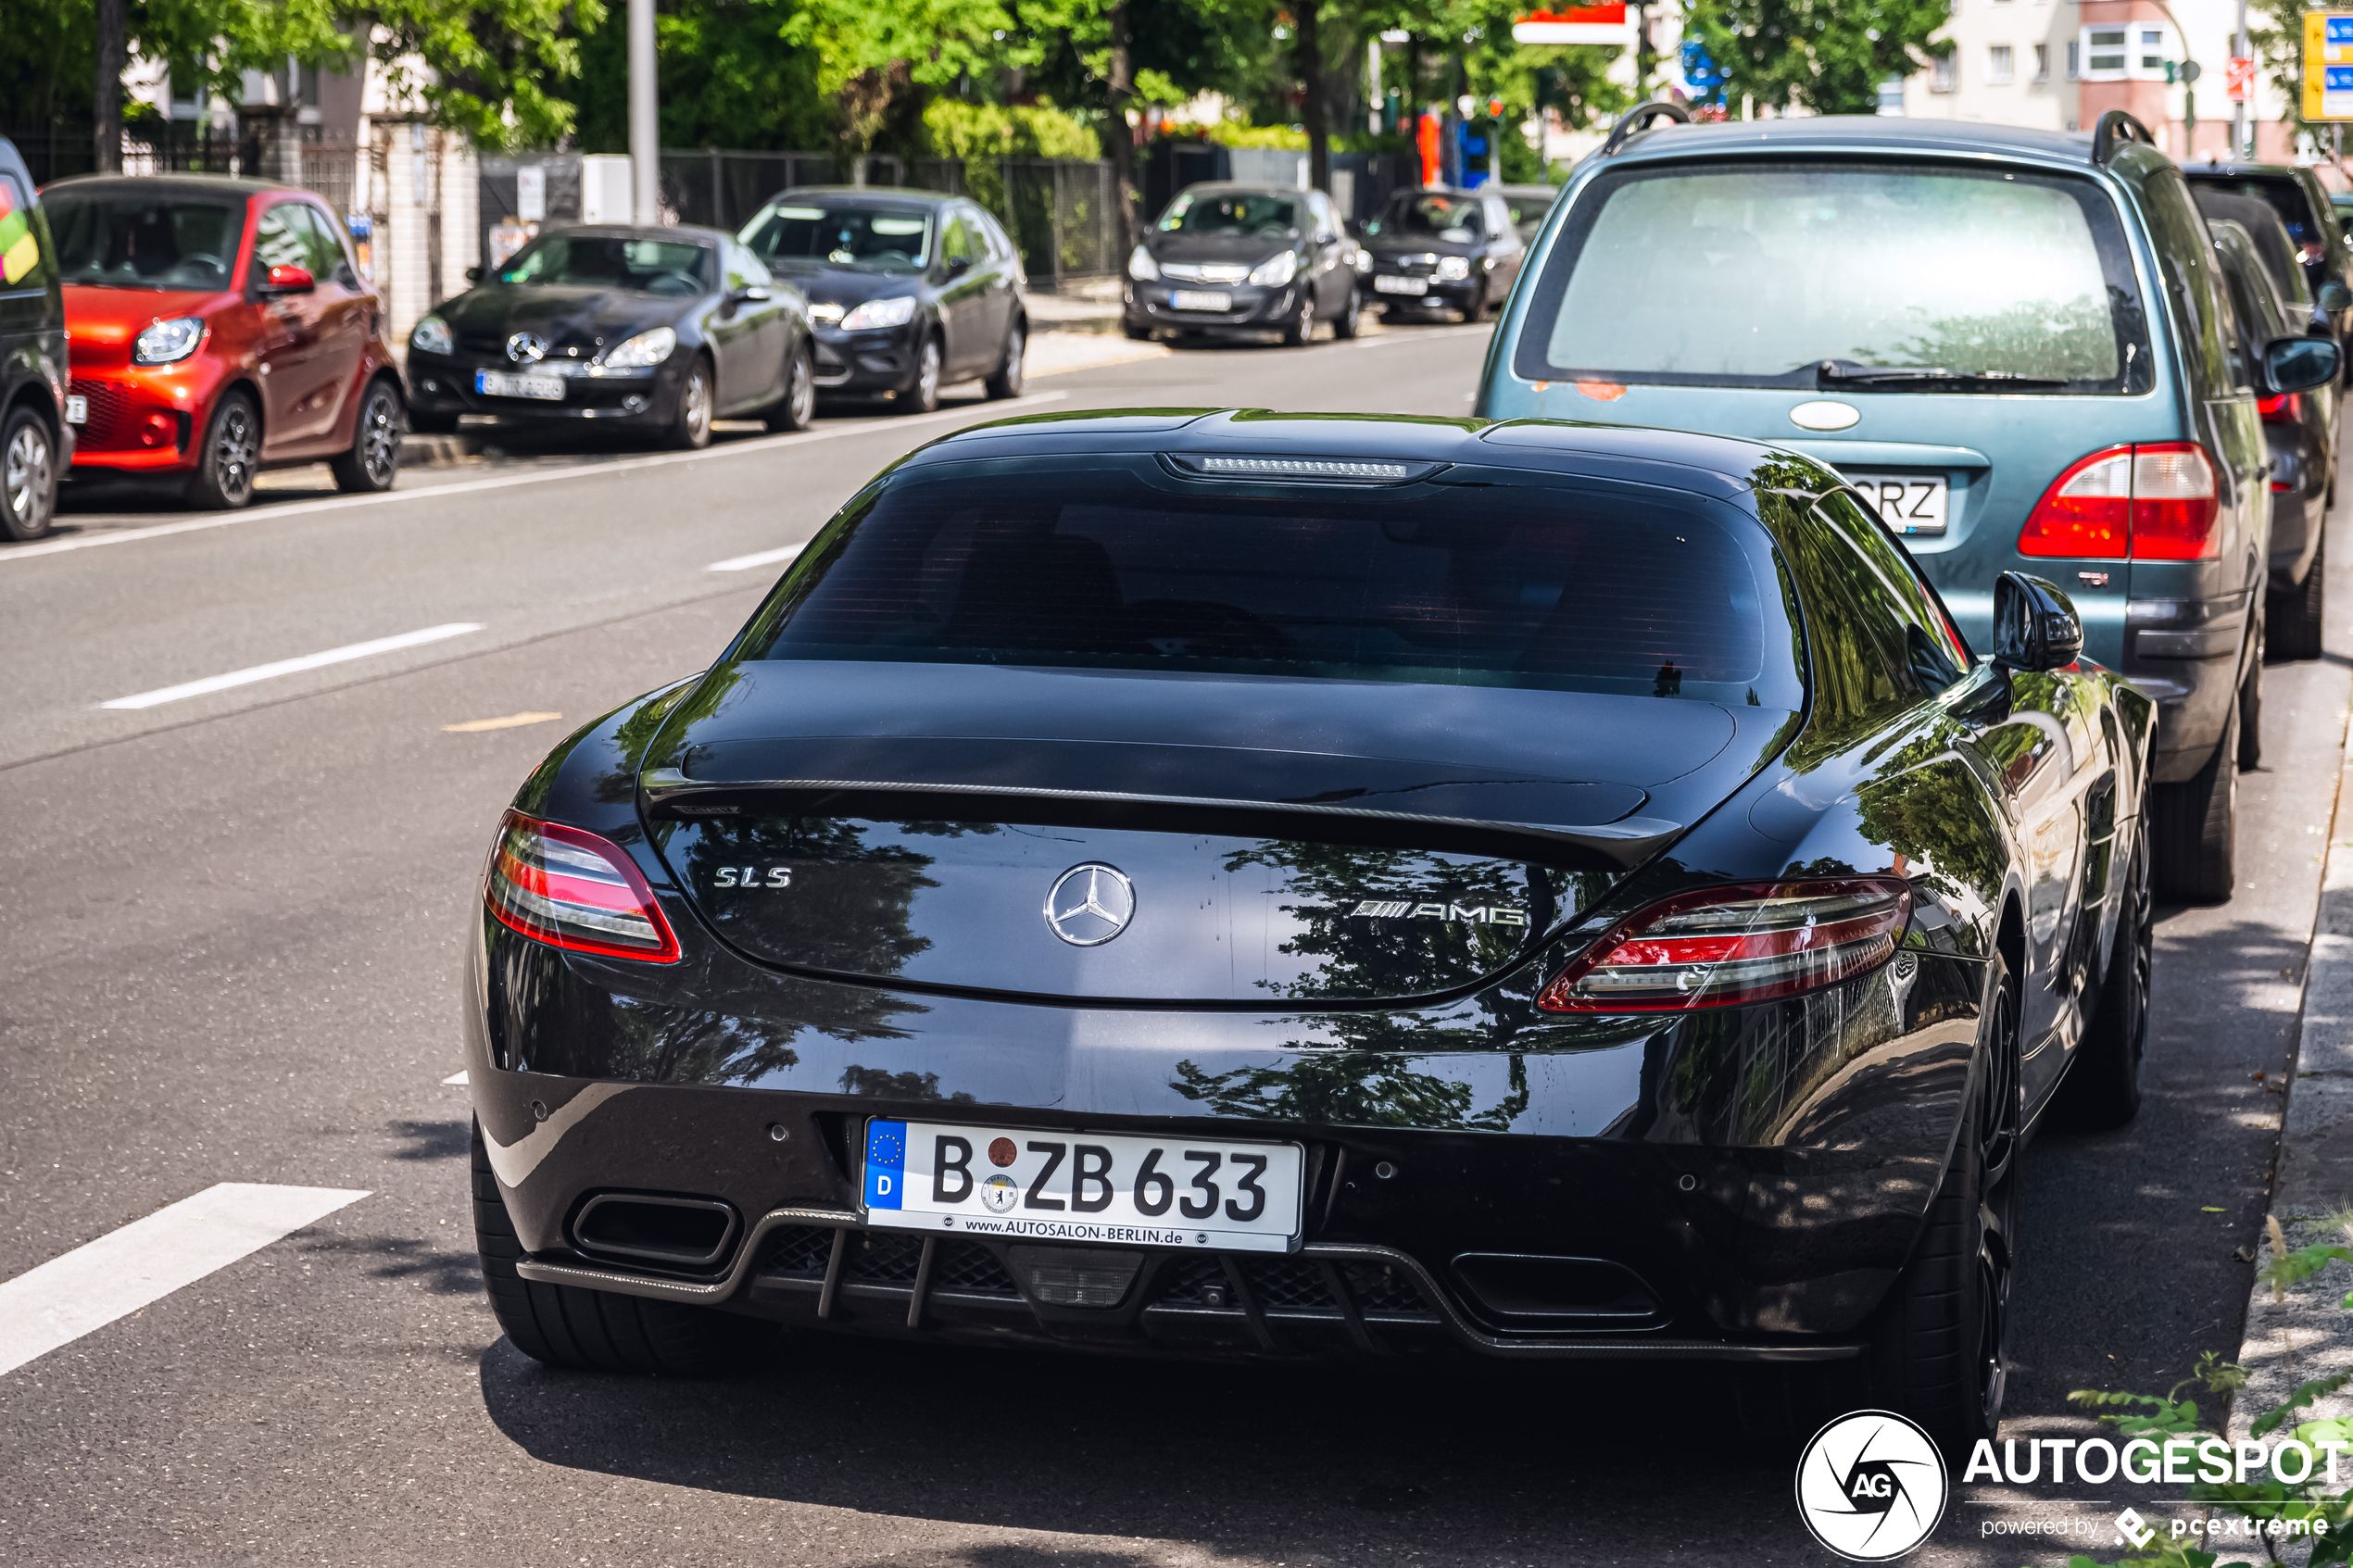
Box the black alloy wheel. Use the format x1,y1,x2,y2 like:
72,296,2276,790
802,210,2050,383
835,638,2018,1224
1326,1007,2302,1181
2153,699,2237,902
1282,291,1315,347
2057,829,2153,1129
766,340,816,433
668,357,714,450
903,335,943,415
985,320,1026,399
330,379,402,494
186,390,259,509
2238,636,2263,771
0,405,57,542
1332,284,1362,340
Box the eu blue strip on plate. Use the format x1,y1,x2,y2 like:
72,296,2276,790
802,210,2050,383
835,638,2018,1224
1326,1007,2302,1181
864,1120,906,1210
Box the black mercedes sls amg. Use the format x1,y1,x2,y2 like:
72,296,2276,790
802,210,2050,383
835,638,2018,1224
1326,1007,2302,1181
464,409,2153,1460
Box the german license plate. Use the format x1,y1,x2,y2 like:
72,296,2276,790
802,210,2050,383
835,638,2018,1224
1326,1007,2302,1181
862,1118,1303,1253
1845,472,1950,535
1375,275,1429,295
475,370,564,401
1169,289,1232,312
63,395,88,425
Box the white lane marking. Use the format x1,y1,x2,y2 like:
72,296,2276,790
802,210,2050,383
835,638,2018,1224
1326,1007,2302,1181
98,622,485,710
707,544,805,573
444,1070,470,1085
5,391,1072,567
0,1182,368,1377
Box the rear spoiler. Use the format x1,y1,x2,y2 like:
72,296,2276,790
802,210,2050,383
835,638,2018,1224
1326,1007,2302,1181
2091,109,2158,166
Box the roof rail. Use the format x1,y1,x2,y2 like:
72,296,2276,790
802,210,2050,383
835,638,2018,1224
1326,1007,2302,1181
1600,100,1693,158
2090,109,2157,165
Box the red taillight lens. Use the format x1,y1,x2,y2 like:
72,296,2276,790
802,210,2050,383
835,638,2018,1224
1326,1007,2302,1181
2017,445,2131,558
2018,442,2220,561
1536,878,1911,1013
2257,392,2300,423
484,810,680,963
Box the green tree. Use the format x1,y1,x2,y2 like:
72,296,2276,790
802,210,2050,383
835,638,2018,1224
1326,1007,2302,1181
1683,0,1949,116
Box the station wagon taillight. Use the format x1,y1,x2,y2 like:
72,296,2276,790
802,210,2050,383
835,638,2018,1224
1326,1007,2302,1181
2257,392,2301,424
484,810,680,963
1535,878,1911,1013
2017,442,2219,560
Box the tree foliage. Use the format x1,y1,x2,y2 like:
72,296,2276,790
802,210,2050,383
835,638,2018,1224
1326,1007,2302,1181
1683,0,1949,116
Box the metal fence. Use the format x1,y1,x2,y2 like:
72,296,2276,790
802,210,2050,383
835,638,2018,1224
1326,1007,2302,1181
5,119,259,186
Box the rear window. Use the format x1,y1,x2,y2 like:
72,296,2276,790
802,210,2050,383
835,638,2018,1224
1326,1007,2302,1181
1516,161,2153,394
740,465,1804,707
44,188,245,291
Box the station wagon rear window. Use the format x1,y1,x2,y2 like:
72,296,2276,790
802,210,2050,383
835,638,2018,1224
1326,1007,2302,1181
741,466,1804,707
1516,162,2153,394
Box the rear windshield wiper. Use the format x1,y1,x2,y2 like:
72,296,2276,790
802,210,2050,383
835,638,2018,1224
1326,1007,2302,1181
1816,360,2069,390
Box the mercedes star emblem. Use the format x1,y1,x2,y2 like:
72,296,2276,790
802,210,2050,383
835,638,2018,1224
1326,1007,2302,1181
506,332,547,364
1044,863,1136,947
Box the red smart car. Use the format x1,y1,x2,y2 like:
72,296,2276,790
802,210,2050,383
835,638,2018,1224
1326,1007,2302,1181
42,174,404,508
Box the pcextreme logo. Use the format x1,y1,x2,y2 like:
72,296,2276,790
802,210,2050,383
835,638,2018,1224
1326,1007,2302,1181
1795,1411,1951,1561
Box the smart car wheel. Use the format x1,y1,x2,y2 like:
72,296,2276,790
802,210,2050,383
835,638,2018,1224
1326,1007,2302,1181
2152,699,2237,903
0,405,57,543
766,340,816,433
2057,827,2151,1129
330,379,402,495
985,320,1026,400
471,1120,773,1375
185,389,259,509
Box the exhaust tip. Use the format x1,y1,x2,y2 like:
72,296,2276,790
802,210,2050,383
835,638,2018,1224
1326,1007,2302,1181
573,1193,740,1271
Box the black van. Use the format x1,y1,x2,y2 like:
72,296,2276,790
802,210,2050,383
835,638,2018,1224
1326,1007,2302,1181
0,136,68,541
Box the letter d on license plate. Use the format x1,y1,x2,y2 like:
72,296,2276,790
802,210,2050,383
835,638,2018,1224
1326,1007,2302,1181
862,1118,1304,1252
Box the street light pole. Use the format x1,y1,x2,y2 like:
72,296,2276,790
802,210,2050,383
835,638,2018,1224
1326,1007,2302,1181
2231,0,2250,157
628,0,658,224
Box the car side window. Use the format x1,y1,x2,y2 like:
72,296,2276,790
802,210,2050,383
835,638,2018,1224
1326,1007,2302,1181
1815,491,1969,692
1487,198,1513,240
2209,246,2255,392
722,239,768,294
300,204,355,286
250,202,310,283
2140,168,2233,395
0,173,49,291
1309,193,1337,243
941,215,976,268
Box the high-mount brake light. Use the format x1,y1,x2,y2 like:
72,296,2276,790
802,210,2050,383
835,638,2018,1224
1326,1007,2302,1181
2017,442,2219,560
484,810,681,963
1536,878,1911,1013
1164,453,1441,484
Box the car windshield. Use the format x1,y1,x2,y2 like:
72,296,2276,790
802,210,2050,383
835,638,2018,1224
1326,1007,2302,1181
1157,192,1298,236
742,202,932,271
1367,194,1484,240
43,189,245,290
497,234,711,295
1521,163,2150,392
741,464,1802,707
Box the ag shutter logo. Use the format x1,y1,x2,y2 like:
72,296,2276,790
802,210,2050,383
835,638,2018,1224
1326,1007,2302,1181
1794,1411,1950,1561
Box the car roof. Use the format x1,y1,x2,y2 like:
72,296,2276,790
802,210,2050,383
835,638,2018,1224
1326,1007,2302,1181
41,171,296,200
549,222,730,245
2181,159,2309,182
1175,182,1314,198
903,408,1818,500
769,187,960,209
1596,114,2103,171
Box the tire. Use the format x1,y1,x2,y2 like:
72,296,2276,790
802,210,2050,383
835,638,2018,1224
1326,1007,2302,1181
2270,530,2325,661
2237,644,2263,771
1282,291,1315,346
2057,825,2152,1130
902,335,942,414
329,378,401,494
471,1120,774,1375
0,404,57,542
1332,284,1362,340
667,357,715,450
408,408,459,436
984,319,1026,399
184,389,260,509
764,340,816,433
1122,320,1154,342
1737,954,2020,1463
2152,699,2237,903
1464,282,1490,323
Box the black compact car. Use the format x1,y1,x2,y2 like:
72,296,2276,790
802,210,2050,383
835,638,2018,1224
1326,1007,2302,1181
2207,213,2334,662
1361,186,1526,320
1492,182,1563,244
1122,183,1363,345
464,409,2155,1461
405,224,814,448
2183,158,2353,350
0,136,68,541
739,190,1027,414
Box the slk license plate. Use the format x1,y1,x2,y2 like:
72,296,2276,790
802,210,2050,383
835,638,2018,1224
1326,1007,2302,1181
63,395,88,425
1169,289,1232,312
476,370,564,401
862,1118,1304,1253
1845,472,1950,535
1375,275,1429,295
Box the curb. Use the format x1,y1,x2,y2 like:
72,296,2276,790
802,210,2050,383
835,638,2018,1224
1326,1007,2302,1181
2230,702,2353,1450
400,432,484,468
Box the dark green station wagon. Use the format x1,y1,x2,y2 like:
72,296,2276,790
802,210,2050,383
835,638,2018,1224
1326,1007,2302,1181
1477,108,2340,902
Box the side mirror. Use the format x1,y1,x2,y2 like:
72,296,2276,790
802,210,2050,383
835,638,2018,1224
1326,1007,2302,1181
944,255,972,278
2263,333,2341,394
2319,280,2353,312
262,263,315,295
1992,571,2083,673
465,265,482,284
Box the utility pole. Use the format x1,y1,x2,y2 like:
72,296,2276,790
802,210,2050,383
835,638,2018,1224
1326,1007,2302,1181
94,0,125,174
628,0,658,223
2232,0,2250,157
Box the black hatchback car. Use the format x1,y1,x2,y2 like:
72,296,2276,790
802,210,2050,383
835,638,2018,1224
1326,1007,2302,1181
0,136,68,541
406,224,815,448
1361,186,1527,320
739,190,1028,413
1122,183,1364,345
465,408,2155,1462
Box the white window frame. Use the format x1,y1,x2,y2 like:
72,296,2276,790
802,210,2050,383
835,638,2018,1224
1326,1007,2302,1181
1931,53,1958,92
1988,44,2015,82
2077,22,2172,82
2033,43,2050,81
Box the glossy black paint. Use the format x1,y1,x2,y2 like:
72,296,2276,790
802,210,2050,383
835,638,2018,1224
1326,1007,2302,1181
2184,160,2353,355
0,137,69,538
466,409,2153,1364
1121,183,1362,341
406,223,810,431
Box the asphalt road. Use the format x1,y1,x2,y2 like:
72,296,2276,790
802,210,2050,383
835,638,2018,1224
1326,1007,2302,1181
0,320,2342,1567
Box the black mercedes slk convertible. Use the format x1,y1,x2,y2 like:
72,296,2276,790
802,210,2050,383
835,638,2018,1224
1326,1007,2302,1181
465,409,2153,1458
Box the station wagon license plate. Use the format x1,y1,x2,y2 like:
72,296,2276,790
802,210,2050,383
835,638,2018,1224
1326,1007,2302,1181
1169,289,1232,312
862,1118,1304,1253
1844,472,1950,536
476,370,565,402
1374,275,1429,295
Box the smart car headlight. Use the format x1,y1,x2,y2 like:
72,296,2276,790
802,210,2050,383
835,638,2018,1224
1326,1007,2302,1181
133,317,206,365
601,326,677,368
840,295,918,331
1248,251,1300,288
1435,256,1473,282
409,314,453,357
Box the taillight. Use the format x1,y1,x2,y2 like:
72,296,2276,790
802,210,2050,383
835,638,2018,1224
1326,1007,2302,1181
2017,442,2219,561
1536,878,1911,1013
484,809,681,963
2257,392,2300,423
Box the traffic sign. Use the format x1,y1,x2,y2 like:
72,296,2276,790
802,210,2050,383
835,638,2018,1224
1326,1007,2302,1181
2224,54,2254,101
2306,15,2353,119
1514,5,1637,44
